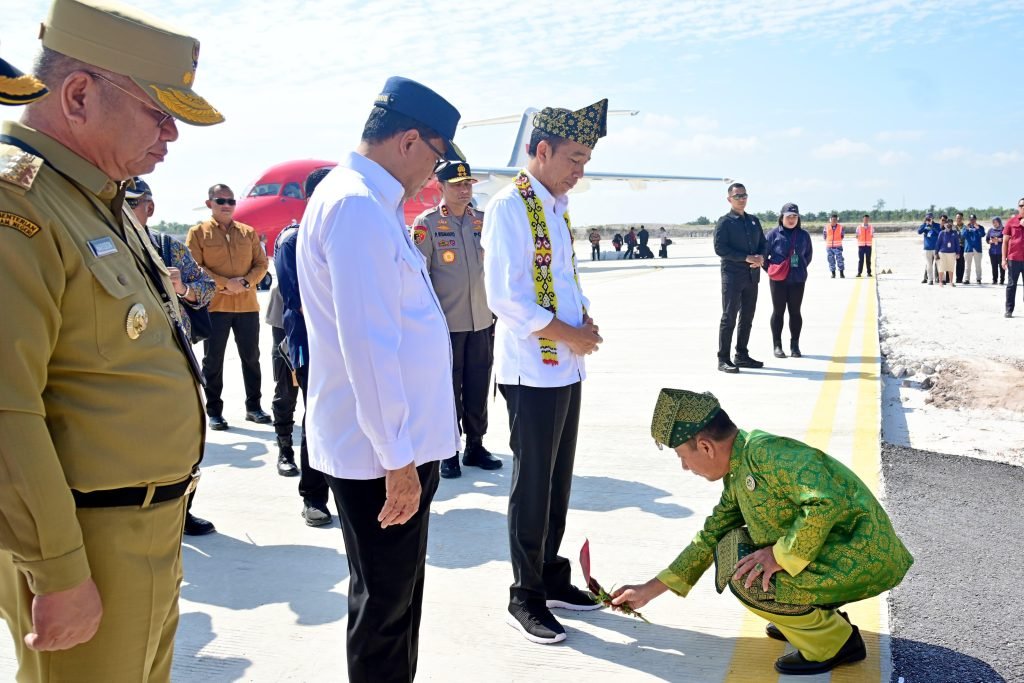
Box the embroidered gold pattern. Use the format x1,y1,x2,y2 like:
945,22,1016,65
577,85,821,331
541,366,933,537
148,85,224,124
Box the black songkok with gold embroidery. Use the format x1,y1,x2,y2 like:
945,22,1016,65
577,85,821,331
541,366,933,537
532,98,608,149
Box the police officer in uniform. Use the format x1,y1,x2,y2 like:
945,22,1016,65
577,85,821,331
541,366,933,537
412,160,502,478
0,0,222,680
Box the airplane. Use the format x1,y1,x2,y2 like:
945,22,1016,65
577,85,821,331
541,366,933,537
234,109,731,255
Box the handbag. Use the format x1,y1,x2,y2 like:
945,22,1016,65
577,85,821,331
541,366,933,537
159,234,213,344
767,234,796,282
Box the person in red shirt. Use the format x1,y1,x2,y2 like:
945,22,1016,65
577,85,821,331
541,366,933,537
1003,198,1024,318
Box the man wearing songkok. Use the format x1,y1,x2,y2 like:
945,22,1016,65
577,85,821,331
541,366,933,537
0,0,221,680
611,389,913,676
297,76,463,682
412,160,501,479
482,99,607,645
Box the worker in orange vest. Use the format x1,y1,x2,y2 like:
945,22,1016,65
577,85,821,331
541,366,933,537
856,214,874,277
823,213,845,278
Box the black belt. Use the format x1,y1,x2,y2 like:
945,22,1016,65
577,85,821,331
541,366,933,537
71,470,200,508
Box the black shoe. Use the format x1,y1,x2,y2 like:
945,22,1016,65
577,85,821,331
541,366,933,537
208,415,229,431
773,346,787,358
277,455,299,477
245,409,272,424
506,604,566,644
546,585,603,611
718,360,740,374
855,273,861,277
1006,312,1013,318
774,625,866,675
184,513,216,536
831,271,836,279
790,345,802,358
734,355,764,369
868,273,873,277
301,502,332,527
840,271,845,278
462,442,502,470
921,277,928,283
440,455,461,479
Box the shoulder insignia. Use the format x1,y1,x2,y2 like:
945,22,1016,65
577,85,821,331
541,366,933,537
0,211,41,238
413,226,428,245
0,145,43,191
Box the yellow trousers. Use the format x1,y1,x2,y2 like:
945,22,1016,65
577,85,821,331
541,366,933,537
745,603,853,661
0,496,186,683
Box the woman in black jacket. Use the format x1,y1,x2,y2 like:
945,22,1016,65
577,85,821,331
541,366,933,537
764,202,813,358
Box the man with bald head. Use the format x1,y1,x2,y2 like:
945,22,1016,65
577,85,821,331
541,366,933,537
0,0,221,680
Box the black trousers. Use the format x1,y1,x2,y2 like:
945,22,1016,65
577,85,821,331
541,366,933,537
956,252,965,283
769,280,805,348
450,328,493,444
1007,260,1024,314
857,245,873,275
327,462,439,683
623,244,635,259
718,275,758,361
591,243,600,260
202,311,262,416
991,253,1006,284
499,382,580,607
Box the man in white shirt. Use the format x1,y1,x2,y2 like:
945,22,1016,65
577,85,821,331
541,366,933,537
482,99,608,645
296,76,463,682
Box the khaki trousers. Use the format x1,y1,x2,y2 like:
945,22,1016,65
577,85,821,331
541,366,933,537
745,603,854,662
0,496,186,683
964,252,983,282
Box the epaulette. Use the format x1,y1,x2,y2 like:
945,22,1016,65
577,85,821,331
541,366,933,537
0,143,43,192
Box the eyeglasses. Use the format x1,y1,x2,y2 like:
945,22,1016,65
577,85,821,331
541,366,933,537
730,193,749,200
212,198,236,206
419,137,448,173
88,72,174,129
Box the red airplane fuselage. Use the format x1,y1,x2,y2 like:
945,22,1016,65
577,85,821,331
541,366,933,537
233,159,443,256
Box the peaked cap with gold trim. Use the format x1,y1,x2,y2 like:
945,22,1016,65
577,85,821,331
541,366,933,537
0,53,49,105
651,388,721,448
532,98,608,149
39,0,224,126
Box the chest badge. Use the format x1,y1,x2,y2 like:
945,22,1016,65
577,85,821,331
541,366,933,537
745,475,756,492
441,249,457,264
126,303,149,340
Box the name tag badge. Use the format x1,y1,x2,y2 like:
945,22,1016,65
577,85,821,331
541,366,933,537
790,253,799,266
88,236,118,258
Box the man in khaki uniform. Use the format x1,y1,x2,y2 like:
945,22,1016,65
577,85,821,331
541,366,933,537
0,0,222,680
412,160,501,479
186,185,270,430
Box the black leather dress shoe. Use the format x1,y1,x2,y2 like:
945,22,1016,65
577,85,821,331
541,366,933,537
245,409,272,424
440,454,461,479
718,360,740,374
773,345,787,358
790,345,802,358
734,355,764,369
462,442,502,470
277,455,299,477
184,513,216,536
208,415,229,431
774,625,866,675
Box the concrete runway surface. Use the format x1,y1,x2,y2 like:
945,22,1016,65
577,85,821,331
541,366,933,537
1,235,1016,682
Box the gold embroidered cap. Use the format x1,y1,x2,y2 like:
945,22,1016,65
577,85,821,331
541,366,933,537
436,160,476,184
651,388,721,448
532,98,608,149
39,0,224,126
0,53,49,105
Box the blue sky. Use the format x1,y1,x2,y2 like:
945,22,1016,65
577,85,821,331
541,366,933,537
3,0,1023,225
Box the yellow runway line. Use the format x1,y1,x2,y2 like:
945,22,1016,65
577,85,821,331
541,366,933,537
722,280,867,682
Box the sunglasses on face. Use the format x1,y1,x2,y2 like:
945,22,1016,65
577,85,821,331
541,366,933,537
419,137,448,174
212,198,236,206
731,193,749,200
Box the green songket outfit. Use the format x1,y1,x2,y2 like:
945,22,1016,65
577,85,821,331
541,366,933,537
659,429,913,662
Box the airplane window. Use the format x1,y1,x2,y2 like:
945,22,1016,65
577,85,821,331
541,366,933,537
248,183,282,197
282,182,303,199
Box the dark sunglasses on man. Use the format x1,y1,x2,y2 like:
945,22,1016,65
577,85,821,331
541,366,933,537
731,193,749,200
212,198,236,206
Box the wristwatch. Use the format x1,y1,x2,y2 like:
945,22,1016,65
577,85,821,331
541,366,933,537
242,279,250,290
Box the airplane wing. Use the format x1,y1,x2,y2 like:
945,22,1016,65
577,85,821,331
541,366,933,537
468,167,730,196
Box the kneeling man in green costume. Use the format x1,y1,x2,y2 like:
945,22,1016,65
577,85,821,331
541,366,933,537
611,388,913,676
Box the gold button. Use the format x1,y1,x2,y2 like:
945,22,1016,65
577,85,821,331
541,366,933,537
126,303,148,340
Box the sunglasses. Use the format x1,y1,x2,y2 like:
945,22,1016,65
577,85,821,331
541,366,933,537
730,193,749,200
88,72,174,129
419,137,448,174
212,198,236,206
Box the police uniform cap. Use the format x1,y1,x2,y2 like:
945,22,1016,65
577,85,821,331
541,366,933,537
125,176,152,200
374,76,464,162
650,388,721,448
39,0,223,126
0,54,49,105
436,160,476,184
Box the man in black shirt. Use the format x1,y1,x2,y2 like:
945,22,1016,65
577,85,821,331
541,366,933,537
713,183,767,373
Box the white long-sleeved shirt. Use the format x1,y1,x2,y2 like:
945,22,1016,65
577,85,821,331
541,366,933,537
296,152,458,480
482,170,591,388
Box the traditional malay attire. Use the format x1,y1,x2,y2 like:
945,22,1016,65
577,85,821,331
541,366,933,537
650,389,913,675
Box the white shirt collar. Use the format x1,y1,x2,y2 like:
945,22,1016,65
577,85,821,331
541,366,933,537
344,151,405,211
525,169,569,216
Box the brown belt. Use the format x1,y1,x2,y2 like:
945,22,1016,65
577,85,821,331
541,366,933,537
71,470,200,508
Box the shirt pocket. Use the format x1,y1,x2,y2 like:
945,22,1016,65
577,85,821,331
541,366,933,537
87,252,157,361
399,247,433,310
